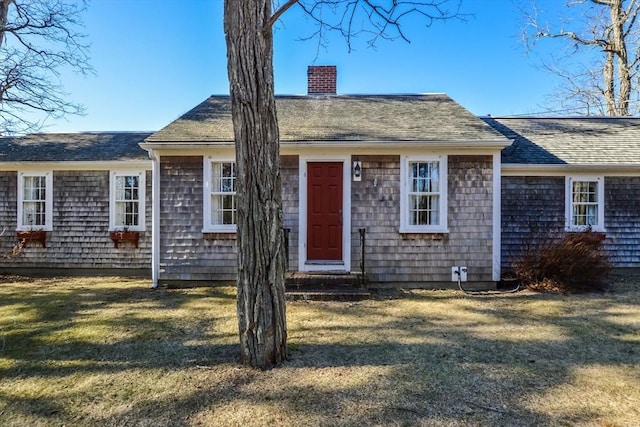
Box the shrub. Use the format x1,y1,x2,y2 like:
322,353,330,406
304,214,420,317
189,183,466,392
513,231,611,293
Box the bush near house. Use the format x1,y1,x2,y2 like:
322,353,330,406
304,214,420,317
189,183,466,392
513,231,611,293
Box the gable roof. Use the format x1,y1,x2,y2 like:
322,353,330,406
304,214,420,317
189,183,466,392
483,116,640,166
0,132,152,162
146,94,509,145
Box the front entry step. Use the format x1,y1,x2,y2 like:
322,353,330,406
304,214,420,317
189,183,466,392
286,288,371,301
285,271,370,301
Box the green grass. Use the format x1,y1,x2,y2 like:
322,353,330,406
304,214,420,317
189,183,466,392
0,274,639,426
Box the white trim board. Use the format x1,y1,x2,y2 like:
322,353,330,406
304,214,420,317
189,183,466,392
298,154,352,272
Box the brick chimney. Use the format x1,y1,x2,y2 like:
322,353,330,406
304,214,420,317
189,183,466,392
307,65,337,95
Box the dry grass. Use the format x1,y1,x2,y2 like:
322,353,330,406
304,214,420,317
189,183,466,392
0,274,639,426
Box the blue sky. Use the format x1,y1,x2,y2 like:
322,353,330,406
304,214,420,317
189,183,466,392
46,0,566,132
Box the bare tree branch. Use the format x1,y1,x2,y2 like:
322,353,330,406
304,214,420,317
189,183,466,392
267,0,299,30
521,0,640,116
270,0,465,53
0,0,92,135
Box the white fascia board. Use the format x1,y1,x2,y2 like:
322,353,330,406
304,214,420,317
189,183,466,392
502,163,640,176
283,145,505,157
140,142,235,152
142,146,236,158
282,139,513,149
0,160,151,172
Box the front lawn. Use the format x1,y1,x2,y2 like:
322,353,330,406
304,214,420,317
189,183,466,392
0,275,638,426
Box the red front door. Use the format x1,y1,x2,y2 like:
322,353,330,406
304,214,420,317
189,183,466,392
307,162,343,261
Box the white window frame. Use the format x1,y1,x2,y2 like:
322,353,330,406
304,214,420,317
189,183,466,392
400,155,448,233
565,175,605,232
17,171,53,231
203,156,237,233
109,170,146,231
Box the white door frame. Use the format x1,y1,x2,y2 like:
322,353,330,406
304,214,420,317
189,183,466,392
298,154,351,272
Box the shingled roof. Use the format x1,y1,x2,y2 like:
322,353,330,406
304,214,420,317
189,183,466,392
0,132,152,162
483,116,640,166
146,94,508,144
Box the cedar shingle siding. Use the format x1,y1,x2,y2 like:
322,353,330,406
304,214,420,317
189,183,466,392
157,155,495,284
159,156,237,282
501,176,565,271
0,172,17,241
350,155,494,284
501,175,640,271
281,155,300,271
0,170,151,273
158,155,300,283
604,177,640,266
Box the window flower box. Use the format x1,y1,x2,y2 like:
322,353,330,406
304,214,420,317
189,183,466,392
16,230,47,248
110,230,140,248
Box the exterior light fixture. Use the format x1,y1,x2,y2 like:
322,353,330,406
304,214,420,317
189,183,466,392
353,161,362,181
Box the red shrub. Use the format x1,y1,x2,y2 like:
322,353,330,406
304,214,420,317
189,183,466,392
513,231,610,293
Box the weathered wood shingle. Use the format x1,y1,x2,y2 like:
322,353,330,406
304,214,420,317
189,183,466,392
604,177,640,267
0,132,151,162
0,170,152,272
484,116,640,166
350,155,495,284
147,95,508,144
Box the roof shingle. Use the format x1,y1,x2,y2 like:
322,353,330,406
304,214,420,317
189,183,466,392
0,132,151,162
484,117,640,166
147,94,507,144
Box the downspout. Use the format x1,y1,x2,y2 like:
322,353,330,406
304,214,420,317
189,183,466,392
492,152,501,282
149,149,161,289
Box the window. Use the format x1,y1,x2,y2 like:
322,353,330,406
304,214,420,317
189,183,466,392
110,171,145,231
400,155,448,232
566,176,604,231
203,158,237,232
17,172,53,231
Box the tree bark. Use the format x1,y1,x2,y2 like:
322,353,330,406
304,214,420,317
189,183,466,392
0,0,12,102
0,1,11,49
224,0,287,369
609,0,630,115
604,50,616,115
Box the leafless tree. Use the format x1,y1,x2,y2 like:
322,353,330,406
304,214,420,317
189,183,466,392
224,0,462,369
0,0,92,135
521,0,640,116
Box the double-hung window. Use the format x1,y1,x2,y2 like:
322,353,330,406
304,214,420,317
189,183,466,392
566,176,604,231
17,172,53,231
400,155,448,233
203,158,237,232
110,171,145,231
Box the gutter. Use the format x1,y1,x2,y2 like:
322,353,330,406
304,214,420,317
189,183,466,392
0,160,151,172
141,138,513,153
502,163,640,176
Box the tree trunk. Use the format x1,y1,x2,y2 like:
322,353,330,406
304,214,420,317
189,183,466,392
0,0,12,103
604,50,616,115
610,0,630,115
0,0,12,49
223,0,287,369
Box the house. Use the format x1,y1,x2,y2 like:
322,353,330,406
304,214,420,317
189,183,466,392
483,116,640,271
7,67,637,289
0,132,152,276
141,66,511,288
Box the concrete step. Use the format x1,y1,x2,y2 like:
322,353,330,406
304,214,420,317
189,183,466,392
285,271,368,290
285,271,370,300
286,288,371,301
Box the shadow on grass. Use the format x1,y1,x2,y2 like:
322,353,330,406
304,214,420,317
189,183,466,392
0,281,239,378
1,278,638,426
